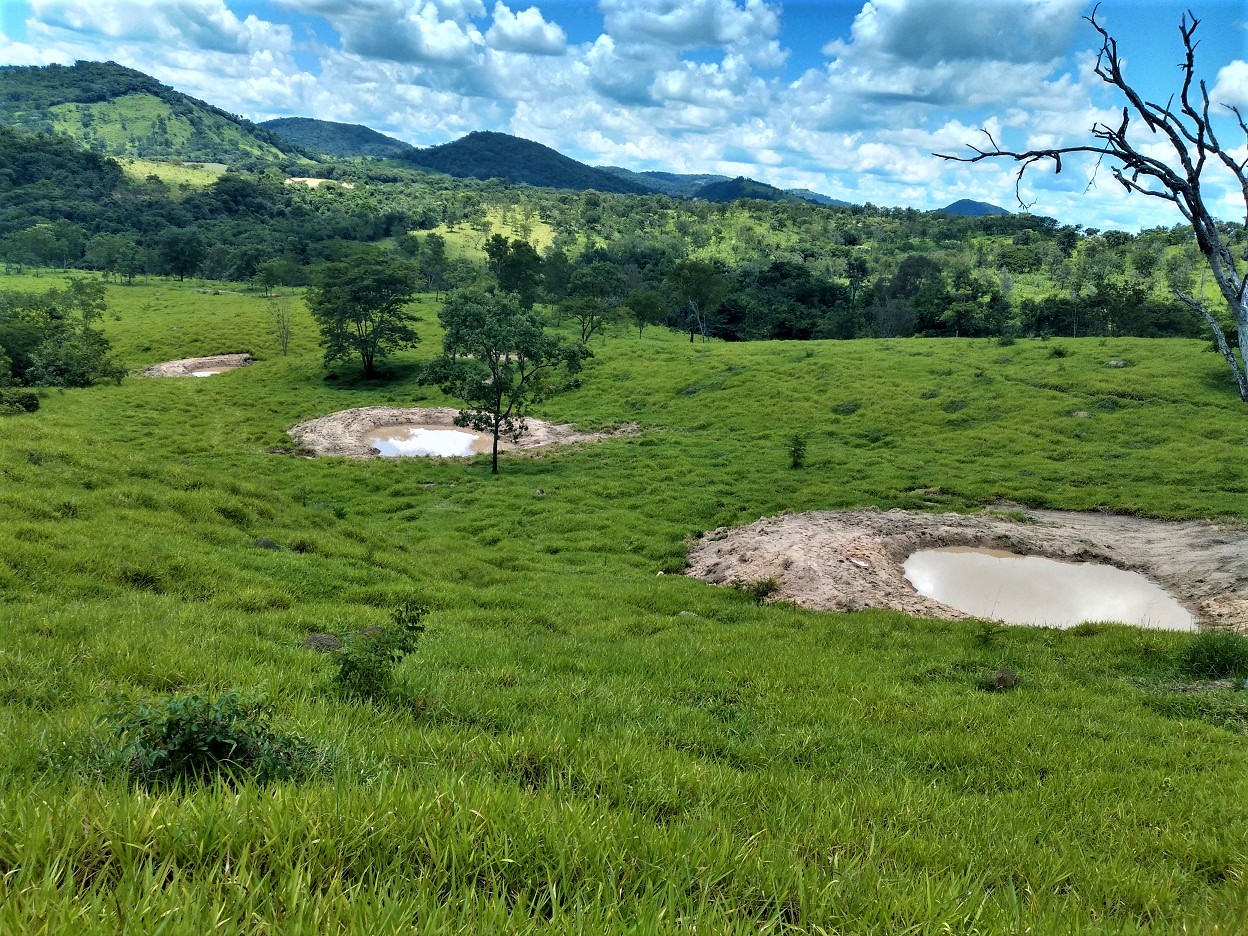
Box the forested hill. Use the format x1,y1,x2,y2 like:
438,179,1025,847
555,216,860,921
399,131,649,195
260,117,414,159
0,61,311,166
598,167,730,197
697,176,809,204
938,199,1009,217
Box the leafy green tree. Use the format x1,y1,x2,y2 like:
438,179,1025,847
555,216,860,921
665,259,729,342
306,249,420,376
429,289,586,474
0,278,124,387
624,288,666,337
157,228,203,281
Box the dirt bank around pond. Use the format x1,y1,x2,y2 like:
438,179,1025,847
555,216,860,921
142,354,250,377
288,406,636,458
686,508,1248,631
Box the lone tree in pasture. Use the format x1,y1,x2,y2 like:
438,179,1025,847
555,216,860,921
939,5,1248,400
306,249,420,377
428,289,587,474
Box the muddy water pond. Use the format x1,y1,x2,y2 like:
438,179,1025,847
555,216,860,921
363,423,493,458
903,547,1196,631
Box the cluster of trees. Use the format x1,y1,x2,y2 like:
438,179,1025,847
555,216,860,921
0,278,123,392
1,111,1237,348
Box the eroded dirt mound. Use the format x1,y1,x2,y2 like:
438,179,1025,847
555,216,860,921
142,354,250,377
288,406,635,458
687,508,1248,631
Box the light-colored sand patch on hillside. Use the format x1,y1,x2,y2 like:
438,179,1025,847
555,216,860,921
285,177,356,189
687,508,1248,631
142,354,251,377
288,406,636,458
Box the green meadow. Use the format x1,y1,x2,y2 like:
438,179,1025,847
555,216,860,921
3,273,1248,933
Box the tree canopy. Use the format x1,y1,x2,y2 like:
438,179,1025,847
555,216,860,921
429,289,586,473
306,249,421,376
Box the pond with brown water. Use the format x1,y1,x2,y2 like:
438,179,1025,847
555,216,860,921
903,547,1197,630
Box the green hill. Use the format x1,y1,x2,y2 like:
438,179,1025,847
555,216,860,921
400,131,649,194
0,61,310,165
2,271,1248,930
938,198,1009,217
598,166,730,197
260,117,415,159
696,176,807,204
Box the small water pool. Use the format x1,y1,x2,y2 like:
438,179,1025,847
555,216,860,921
903,547,1196,630
191,367,232,377
363,424,491,458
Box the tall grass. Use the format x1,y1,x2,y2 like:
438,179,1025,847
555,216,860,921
2,273,1247,931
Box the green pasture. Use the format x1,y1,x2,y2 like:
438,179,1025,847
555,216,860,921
2,273,1248,932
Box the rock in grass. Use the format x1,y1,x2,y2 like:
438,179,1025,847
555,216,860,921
985,667,1020,691
256,537,281,550
302,633,342,652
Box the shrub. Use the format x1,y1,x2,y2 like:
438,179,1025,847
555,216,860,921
332,601,428,702
101,690,321,786
0,388,39,414
787,434,807,470
1179,631,1248,680
733,577,780,605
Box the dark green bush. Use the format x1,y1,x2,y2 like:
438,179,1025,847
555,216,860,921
733,577,780,605
332,601,428,702
1179,631,1248,680
102,690,321,786
0,388,39,413
787,434,807,470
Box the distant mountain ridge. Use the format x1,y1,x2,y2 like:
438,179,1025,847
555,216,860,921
261,117,414,159
398,131,648,195
937,199,1009,217
598,166,730,197
0,60,309,164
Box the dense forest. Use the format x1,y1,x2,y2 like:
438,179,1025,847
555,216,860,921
0,113,1237,345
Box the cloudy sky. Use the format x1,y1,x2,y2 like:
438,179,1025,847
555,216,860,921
2,0,1245,230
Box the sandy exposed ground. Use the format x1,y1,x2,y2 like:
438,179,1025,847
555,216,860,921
288,406,635,458
141,354,250,377
686,508,1248,631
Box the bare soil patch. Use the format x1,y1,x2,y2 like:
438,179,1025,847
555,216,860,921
687,508,1248,631
288,406,636,459
142,354,251,377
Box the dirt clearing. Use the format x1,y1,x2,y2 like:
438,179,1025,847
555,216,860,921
142,354,250,377
288,406,635,458
687,508,1248,631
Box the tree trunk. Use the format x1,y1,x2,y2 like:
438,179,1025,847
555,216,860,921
491,415,500,474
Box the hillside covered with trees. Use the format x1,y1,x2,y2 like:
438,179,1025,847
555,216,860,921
0,61,310,166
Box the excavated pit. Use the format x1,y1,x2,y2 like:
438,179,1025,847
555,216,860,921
142,354,250,377
687,508,1248,631
288,406,636,459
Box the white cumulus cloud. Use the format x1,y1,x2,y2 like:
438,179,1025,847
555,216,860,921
485,2,565,55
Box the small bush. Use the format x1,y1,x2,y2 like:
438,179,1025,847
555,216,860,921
1179,632,1248,680
733,577,780,605
787,434,807,470
0,388,39,414
101,690,321,786
332,601,428,702
1047,345,1070,359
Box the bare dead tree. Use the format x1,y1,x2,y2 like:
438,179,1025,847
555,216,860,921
937,5,1248,400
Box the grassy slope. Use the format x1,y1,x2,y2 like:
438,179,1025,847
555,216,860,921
46,92,289,161
115,156,227,187
2,274,1248,932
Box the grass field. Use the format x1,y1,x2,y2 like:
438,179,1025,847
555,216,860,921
2,272,1248,932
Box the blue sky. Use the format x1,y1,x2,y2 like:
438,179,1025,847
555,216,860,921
2,1,1246,230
